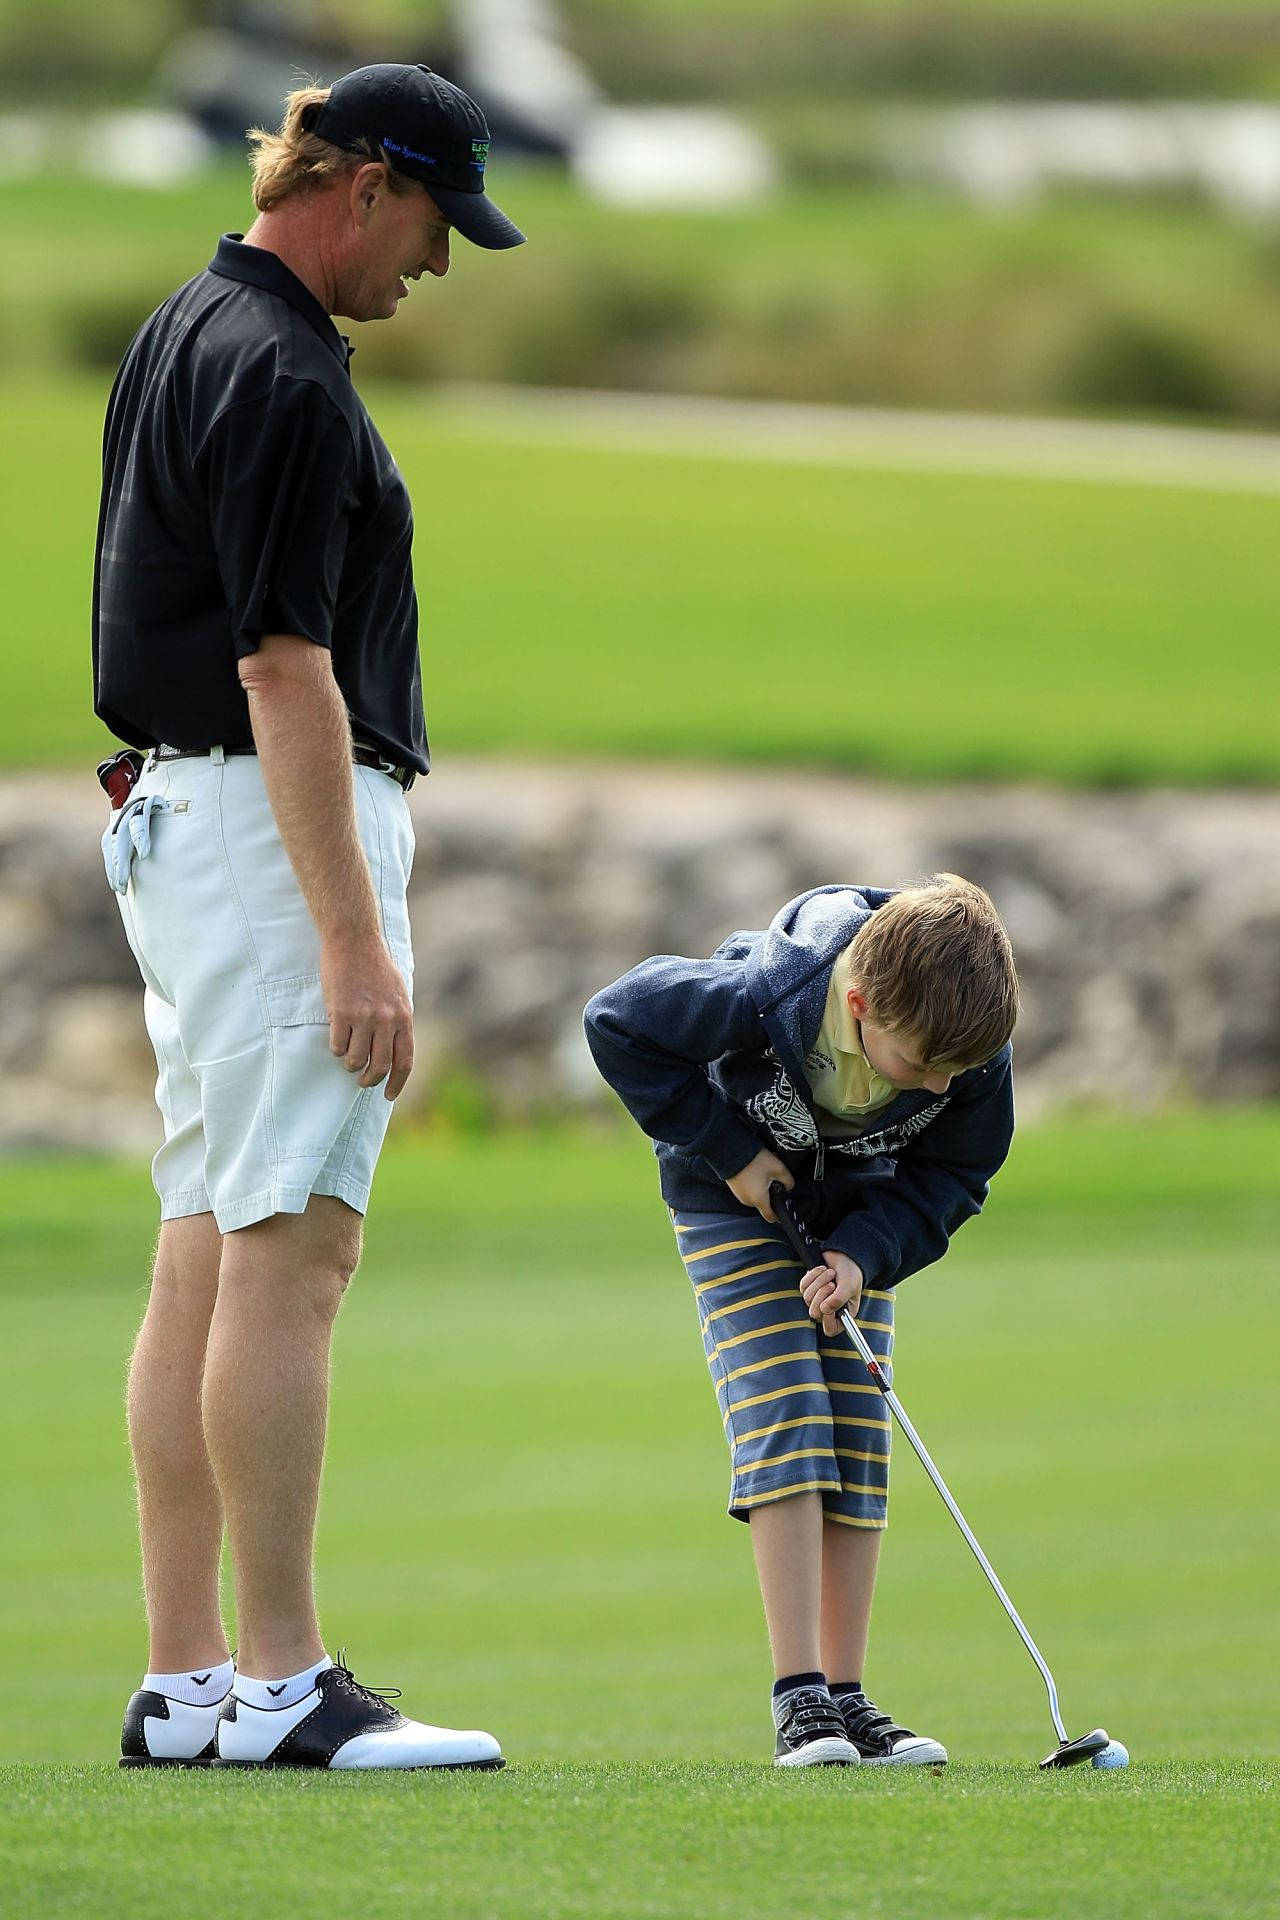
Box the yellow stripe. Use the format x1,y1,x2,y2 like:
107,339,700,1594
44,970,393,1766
721,1351,823,1386
734,1416,833,1446
817,1378,883,1398
714,1318,807,1356
681,1236,774,1265
840,1481,887,1497
733,1480,840,1509
733,1447,835,1476
835,1447,889,1464
703,1288,797,1327
832,1414,891,1432
722,1382,832,1417
821,1347,891,1365
864,1289,893,1302
693,1257,800,1296
825,1511,887,1530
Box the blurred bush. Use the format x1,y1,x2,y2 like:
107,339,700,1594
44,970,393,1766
1052,309,1233,416
565,4,1280,108
5,1,1280,106
10,167,1280,426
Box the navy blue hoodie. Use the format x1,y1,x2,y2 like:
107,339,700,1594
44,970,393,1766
583,885,1014,1291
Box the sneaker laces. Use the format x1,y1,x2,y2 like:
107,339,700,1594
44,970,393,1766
838,1687,913,1745
329,1649,403,1708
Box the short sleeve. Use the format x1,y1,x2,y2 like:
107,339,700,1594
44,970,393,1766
195,378,358,655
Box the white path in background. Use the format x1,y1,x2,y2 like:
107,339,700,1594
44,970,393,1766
427,383,1280,494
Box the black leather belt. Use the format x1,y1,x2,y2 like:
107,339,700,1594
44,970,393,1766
149,740,416,793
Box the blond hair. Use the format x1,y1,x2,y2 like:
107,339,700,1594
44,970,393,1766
848,874,1019,1067
247,85,418,212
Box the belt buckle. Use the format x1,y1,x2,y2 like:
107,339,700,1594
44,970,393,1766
358,739,413,791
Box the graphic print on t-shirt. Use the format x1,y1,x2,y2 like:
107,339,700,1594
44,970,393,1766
744,1063,949,1160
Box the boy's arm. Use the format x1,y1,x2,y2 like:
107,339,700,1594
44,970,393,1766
583,957,767,1180
822,1049,1015,1290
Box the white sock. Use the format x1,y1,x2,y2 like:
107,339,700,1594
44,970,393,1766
143,1658,235,1707
234,1655,332,1711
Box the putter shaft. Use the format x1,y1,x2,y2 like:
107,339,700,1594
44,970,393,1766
769,1184,1070,1748
834,1300,1069,1747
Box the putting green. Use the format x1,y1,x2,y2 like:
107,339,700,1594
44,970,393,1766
0,1113,1276,1911
0,1113,1276,1914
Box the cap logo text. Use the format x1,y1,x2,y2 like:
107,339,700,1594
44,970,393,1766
382,136,437,168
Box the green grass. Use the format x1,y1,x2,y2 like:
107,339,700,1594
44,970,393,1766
3,1762,1275,1920
0,1112,1277,1916
10,366,1277,781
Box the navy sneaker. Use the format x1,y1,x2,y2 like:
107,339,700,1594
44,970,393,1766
772,1686,860,1768
834,1686,947,1765
214,1660,504,1771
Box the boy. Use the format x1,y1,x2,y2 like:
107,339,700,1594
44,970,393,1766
583,874,1018,1767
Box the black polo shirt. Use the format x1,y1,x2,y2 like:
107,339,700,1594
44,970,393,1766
92,234,429,774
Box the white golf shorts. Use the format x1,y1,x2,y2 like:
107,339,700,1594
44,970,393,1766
110,746,414,1233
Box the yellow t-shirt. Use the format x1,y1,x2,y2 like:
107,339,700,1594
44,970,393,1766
803,943,898,1128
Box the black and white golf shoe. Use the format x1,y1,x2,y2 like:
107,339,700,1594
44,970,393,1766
213,1660,504,1771
834,1686,947,1766
120,1687,227,1768
772,1687,860,1768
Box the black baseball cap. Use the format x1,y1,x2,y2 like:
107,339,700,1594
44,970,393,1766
304,64,525,251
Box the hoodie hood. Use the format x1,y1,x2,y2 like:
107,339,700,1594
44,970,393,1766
741,884,895,1074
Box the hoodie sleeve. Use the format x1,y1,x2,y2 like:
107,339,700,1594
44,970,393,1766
584,957,768,1180
822,1048,1015,1289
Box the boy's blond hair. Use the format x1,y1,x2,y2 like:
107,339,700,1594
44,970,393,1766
848,874,1019,1068
246,86,418,213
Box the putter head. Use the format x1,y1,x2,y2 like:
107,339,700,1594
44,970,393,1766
1040,1728,1111,1769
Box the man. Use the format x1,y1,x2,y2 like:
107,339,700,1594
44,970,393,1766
93,64,524,1771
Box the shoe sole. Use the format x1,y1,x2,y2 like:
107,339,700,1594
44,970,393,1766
210,1756,506,1772
118,1757,214,1769
861,1739,948,1767
773,1738,860,1768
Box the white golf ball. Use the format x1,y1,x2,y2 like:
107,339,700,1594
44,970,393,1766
1092,1741,1130,1769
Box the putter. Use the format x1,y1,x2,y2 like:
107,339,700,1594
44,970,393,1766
767,1181,1114,1770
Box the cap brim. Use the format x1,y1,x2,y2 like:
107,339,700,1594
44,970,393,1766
426,183,525,250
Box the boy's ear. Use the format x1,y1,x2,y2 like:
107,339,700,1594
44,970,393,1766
845,983,869,1020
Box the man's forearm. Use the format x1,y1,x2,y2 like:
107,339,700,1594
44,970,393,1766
238,638,381,944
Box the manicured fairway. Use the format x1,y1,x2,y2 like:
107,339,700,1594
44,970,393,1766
3,1761,1274,1920
6,370,1278,783
0,1113,1276,1916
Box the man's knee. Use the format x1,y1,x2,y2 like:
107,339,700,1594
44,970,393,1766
221,1196,362,1312
312,1196,363,1294
150,1212,223,1300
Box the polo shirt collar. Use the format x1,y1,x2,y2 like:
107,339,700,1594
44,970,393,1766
209,234,353,369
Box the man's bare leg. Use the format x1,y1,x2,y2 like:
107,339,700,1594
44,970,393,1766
201,1193,361,1681
820,1521,882,1684
748,1491,824,1678
126,1212,230,1674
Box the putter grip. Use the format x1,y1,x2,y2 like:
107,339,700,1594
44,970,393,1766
768,1181,890,1393
768,1181,821,1266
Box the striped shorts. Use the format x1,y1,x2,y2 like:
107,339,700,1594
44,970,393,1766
672,1209,895,1529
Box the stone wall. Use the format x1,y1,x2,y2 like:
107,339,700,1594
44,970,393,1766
1,764,1276,1152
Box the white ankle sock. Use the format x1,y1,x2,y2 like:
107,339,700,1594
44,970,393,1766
234,1655,332,1711
143,1658,235,1707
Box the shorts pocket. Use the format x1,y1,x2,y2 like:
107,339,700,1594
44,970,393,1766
263,974,329,1028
